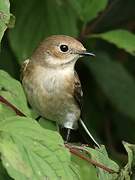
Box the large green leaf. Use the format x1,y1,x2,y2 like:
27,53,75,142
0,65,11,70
0,69,33,118
0,103,16,119
71,154,98,180
39,117,57,131
68,0,107,23
8,0,78,62
123,142,134,171
91,30,135,56
0,0,10,42
86,146,119,180
118,142,135,180
69,145,119,180
0,116,78,180
86,54,135,120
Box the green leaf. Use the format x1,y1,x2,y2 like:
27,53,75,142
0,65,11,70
86,54,135,120
0,116,78,180
0,103,16,119
0,137,32,178
118,142,135,180
68,0,107,23
71,154,98,180
86,145,119,180
39,117,57,131
91,30,135,56
123,142,135,171
0,70,33,118
8,0,78,62
0,0,10,42
7,14,15,28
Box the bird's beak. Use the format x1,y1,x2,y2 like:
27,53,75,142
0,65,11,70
79,51,95,57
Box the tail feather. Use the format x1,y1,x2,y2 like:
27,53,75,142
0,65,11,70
79,119,100,148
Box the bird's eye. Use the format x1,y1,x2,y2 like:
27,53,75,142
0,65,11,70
60,44,69,52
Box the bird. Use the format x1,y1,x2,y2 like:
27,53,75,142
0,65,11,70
21,35,100,147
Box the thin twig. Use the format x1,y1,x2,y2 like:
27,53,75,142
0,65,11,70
0,95,25,116
65,144,117,174
80,0,120,38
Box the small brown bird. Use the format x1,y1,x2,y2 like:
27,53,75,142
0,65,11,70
21,35,99,147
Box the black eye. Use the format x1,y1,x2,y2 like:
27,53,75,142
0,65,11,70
60,44,69,52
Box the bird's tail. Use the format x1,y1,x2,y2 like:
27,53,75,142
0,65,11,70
79,119,100,148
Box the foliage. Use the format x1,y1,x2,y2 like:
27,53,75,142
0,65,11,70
0,0,135,179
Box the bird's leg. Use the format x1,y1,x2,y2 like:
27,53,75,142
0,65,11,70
65,128,71,143
57,125,71,143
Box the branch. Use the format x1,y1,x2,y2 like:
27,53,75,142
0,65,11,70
0,95,25,116
65,144,117,174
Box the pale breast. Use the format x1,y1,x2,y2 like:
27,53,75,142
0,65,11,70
22,65,80,127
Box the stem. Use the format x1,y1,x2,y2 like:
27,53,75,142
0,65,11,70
65,144,117,174
0,95,25,116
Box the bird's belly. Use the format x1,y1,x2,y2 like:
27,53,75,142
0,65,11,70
23,73,80,129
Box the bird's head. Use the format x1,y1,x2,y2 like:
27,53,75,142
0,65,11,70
31,35,95,67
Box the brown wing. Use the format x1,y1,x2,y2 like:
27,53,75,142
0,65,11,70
74,71,83,109
20,59,30,81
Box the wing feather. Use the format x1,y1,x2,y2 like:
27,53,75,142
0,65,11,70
20,59,30,81
74,71,83,109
